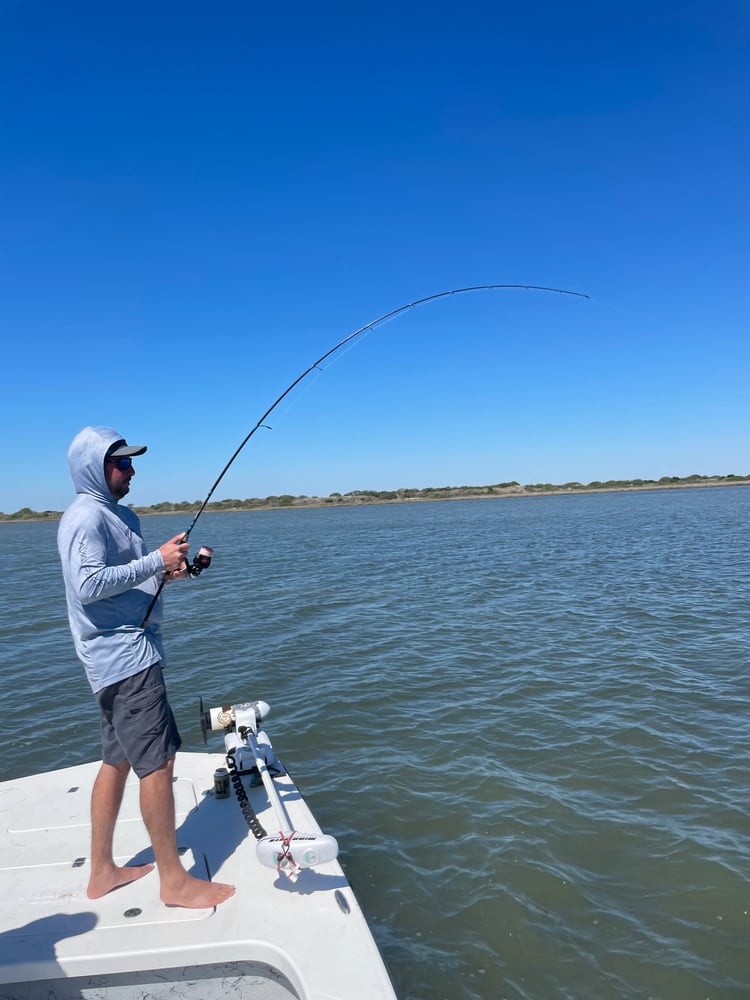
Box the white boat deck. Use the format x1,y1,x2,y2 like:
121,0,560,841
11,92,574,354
0,750,397,999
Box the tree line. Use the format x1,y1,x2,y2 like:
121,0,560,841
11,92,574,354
2,473,749,522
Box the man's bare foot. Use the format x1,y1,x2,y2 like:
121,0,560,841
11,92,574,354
87,863,155,899
161,873,236,909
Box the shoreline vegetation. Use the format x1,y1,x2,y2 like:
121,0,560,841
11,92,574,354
2,474,749,522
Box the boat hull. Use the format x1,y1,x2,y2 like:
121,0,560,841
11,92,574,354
0,751,396,999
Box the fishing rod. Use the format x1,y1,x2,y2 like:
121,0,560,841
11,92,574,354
140,282,588,627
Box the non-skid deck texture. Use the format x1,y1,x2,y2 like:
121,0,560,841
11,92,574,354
0,751,396,1000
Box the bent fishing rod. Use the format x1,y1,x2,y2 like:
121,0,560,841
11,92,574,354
140,282,589,628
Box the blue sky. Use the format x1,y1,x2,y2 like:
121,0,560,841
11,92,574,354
2,2,748,512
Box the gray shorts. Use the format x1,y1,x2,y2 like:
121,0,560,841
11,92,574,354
95,662,182,778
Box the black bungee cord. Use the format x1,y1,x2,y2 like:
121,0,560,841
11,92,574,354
140,283,589,628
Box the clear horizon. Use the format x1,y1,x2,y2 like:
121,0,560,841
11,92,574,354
4,472,749,518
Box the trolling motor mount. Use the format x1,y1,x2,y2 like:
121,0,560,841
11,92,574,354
199,699,270,742
198,697,338,878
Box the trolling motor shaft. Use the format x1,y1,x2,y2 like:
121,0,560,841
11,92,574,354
201,698,339,879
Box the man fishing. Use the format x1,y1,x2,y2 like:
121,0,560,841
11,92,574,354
57,425,235,909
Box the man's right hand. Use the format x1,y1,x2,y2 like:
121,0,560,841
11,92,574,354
159,534,190,573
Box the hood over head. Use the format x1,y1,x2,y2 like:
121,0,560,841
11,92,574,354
67,426,147,502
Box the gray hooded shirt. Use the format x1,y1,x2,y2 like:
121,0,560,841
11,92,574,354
58,425,166,693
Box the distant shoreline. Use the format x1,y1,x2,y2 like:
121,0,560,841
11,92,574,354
3,475,749,523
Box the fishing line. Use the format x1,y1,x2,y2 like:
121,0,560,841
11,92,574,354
140,283,588,627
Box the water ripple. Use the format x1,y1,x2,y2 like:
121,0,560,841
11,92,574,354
3,489,750,998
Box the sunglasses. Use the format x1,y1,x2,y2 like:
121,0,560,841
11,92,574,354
106,456,134,471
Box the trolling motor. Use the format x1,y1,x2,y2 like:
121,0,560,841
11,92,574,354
200,698,339,880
